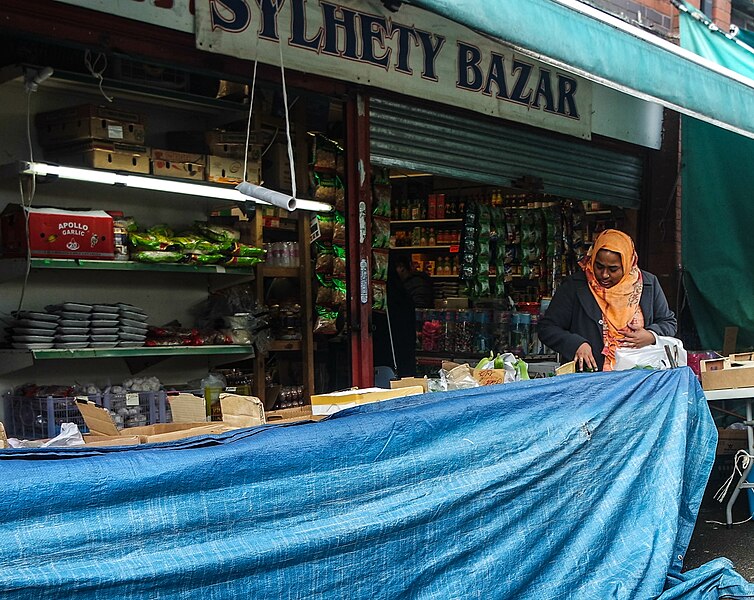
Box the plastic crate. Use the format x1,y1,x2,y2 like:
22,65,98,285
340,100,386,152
4,395,98,440
4,391,168,440
99,391,168,429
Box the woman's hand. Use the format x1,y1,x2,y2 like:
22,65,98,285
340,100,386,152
574,342,598,372
619,326,655,349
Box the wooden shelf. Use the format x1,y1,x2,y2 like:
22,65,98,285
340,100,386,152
261,266,300,278
389,246,457,252
390,219,463,225
268,340,303,351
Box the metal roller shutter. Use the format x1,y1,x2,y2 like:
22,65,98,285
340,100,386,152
369,96,643,209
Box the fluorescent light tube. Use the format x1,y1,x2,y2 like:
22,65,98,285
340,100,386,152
20,162,333,212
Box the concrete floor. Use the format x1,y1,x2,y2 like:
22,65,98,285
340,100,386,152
683,458,754,580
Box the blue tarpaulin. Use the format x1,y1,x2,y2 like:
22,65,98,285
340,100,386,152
1,368,753,598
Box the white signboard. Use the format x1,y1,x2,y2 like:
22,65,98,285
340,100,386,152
195,0,592,139
53,0,194,33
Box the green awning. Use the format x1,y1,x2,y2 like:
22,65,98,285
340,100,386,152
678,0,754,350
403,0,754,139
733,25,754,50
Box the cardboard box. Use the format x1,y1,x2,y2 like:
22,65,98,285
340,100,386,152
1,204,115,259
390,377,429,393
205,130,264,158
47,141,150,174
263,143,293,192
436,193,446,219
717,427,748,456
151,149,205,180
206,154,261,185
428,194,437,220
75,396,262,445
167,392,265,427
265,405,325,424
310,386,425,416
700,355,754,390
36,103,145,147
472,367,507,386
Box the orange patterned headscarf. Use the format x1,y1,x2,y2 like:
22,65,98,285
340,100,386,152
579,229,644,370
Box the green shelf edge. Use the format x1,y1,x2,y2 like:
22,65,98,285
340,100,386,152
0,345,255,360
22,258,256,275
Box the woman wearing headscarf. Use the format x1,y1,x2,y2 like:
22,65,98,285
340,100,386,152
538,229,677,371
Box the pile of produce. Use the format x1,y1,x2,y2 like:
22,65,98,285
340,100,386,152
128,222,265,267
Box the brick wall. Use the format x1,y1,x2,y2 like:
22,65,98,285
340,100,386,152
585,0,733,36
585,0,675,36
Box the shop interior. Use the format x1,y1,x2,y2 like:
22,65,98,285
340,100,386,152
0,34,351,437
371,169,636,378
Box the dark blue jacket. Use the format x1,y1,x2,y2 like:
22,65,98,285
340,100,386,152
537,270,677,370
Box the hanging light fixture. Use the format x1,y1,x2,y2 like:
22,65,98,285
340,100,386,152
18,161,332,212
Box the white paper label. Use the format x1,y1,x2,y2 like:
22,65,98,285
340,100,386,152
108,124,124,140
360,258,369,304
126,393,140,406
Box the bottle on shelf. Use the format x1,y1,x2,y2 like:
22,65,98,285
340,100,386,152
428,227,436,246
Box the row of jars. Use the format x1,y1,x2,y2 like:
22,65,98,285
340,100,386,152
392,228,462,247
416,309,549,356
264,242,300,267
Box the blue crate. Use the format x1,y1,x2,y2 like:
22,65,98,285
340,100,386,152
5,391,168,440
99,391,168,428
5,395,97,440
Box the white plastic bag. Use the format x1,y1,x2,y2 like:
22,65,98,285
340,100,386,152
614,336,687,371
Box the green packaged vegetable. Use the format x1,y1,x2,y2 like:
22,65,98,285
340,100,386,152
133,250,184,263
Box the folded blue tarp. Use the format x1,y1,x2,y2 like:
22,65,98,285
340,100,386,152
1,368,752,599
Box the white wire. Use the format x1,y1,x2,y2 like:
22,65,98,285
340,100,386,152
705,516,753,526
242,58,259,184
84,50,113,103
278,39,297,199
713,449,752,503
17,90,37,314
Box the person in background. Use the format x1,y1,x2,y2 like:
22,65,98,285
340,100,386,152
394,255,434,309
538,229,676,372
373,255,435,377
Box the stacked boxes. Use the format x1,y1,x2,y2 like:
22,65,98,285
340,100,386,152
37,104,149,174
35,104,262,185
205,130,262,185
151,149,205,181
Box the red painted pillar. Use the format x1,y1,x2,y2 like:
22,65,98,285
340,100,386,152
345,92,374,388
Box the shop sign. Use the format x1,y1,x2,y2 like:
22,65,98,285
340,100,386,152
195,0,592,139
51,0,194,33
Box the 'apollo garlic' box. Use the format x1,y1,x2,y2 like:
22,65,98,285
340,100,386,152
1,204,115,260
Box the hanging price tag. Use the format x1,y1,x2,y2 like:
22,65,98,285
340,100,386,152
126,393,140,406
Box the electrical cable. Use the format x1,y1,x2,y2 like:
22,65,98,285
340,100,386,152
278,39,297,199
84,50,113,103
242,58,259,184
17,89,37,314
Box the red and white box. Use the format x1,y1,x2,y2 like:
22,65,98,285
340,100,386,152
1,204,115,260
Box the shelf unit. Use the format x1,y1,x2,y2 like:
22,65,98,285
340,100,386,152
0,345,255,377
249,209,314,409
0,257,255,276
0,69,284,397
